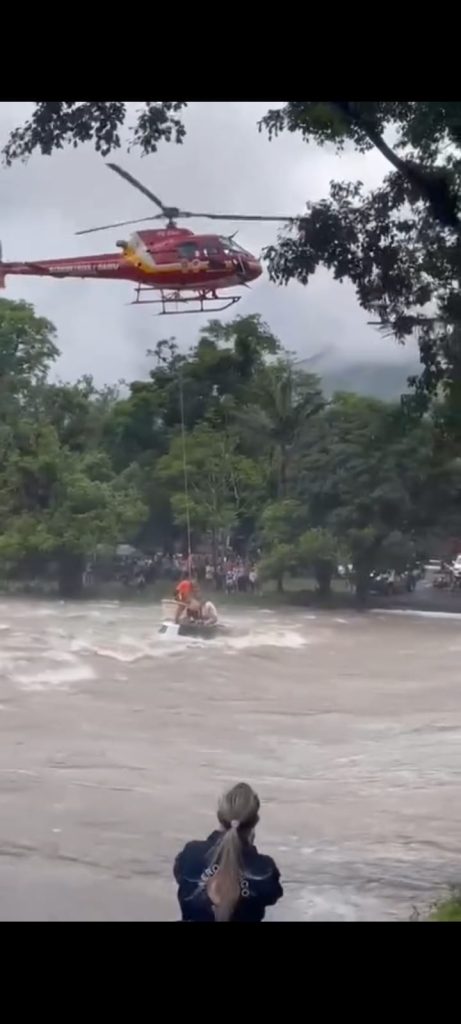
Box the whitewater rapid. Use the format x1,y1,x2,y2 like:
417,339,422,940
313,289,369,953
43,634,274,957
0,599,317,691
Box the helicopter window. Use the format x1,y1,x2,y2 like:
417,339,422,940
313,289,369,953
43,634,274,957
219,236,248,254
179,243,200,260
202,244,221,257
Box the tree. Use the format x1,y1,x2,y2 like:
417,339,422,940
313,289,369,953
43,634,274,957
198,314,280,386
259,499,306,592
0,422,147,596
259,542,299,595
0,298,58,416
6,102,459,231
4,291,461,608
233,361,324,497
292,391,457,602
34,376,117,452
154,315,281,429
259,503,340,597
2,102,188,164
259,102,461,406
261,103,461,228
297,528,340,597
157,423,265,565
102,378,168,470
99,316,280,553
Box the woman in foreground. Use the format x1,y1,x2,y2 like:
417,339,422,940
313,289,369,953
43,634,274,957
174,782,283,922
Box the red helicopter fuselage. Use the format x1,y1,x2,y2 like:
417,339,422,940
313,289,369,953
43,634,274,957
0,227,262,295
0,158,291,314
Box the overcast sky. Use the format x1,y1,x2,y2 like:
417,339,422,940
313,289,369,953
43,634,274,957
0,102,417,385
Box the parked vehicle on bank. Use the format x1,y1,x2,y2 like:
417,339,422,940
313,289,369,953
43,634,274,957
369,570,410,596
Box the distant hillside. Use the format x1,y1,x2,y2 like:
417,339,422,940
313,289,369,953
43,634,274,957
318,359,421,400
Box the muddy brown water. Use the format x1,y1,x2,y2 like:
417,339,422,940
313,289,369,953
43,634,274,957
0,598,460,920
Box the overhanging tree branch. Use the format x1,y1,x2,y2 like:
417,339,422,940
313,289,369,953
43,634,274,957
331,101,460,231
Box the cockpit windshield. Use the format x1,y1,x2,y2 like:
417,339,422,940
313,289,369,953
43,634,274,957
219,236,248,254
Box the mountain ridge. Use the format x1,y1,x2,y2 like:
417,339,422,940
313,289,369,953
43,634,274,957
319,359,420,400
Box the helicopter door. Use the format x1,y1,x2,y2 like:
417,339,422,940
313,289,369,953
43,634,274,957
233,255,246,275
201,243,227,272
178,242,199,262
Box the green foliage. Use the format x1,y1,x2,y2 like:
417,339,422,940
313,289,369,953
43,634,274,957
259,543,298,591
235,363,323,496
260,499,306,546
35,376,117,452
296,393,430,528
155,315,281,427
2,102,188,164
259,500,306,592
0,424,146,563
1,297,461,603
378,531,418,574
260,102,461,405
0,298,58,402
257,386,461,600
260,102,461,226
0,302,149,594
103,380,167,469
291,391,460,596
158,423,265,539
260,505,340,596
298,528,340,595
429,892,461,921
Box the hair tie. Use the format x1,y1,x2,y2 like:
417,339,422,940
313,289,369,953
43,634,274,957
230,819,239,830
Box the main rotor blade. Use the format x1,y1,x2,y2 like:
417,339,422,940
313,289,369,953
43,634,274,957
107,163,168,214
75,210,297,236
178,212,295,222
75,215,164,236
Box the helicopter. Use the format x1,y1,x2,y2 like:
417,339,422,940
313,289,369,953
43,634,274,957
0,163,295,315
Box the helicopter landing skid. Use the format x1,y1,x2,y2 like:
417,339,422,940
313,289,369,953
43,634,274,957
130,287,241,316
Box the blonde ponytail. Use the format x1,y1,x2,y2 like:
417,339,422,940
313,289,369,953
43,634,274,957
208,826,242,921
207,783,260,922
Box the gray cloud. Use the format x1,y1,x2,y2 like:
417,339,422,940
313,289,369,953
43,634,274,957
0,102,416,385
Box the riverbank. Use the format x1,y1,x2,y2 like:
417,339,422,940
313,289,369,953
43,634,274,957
429,893,461,921
3,575,461,616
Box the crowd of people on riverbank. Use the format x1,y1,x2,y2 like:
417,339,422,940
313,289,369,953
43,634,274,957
150,551,260,592
203,557,259,594
87,548,260,594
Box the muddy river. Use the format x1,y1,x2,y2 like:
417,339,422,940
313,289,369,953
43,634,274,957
0,598,460,920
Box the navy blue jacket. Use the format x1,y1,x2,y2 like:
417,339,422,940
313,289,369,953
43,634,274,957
174,830,283,922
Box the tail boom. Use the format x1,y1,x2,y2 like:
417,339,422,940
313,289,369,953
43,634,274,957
0,253,130,286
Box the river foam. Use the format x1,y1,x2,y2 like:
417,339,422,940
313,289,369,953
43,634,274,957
0,598,313,689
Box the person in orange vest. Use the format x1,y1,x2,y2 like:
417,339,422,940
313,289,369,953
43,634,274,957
175,577,194,604
174,576,200,623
